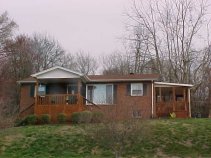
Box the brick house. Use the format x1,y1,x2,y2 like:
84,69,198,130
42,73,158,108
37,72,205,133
18,66,193,121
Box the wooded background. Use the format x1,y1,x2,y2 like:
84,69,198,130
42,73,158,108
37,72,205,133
0,0,210,121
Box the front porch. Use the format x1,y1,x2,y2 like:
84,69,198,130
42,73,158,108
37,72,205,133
154,82,192,118
35,94,85,121
34,80,86,121
32,67,87,121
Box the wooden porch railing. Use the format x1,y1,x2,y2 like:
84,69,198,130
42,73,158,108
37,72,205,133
36,94,81,105
34,94,85,121
156,101,188,117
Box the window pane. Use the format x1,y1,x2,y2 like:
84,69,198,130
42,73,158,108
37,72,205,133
106,85,113,104
93,85,107,104
131,83,143,96
132,90,142,95
87,86,93,102
38,85,46,96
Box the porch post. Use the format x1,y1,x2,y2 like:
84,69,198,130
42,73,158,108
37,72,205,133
188,88,191,117
173,87,176,111
159,87,162,102
34,78,39,114
184,88,187,111
77,79,81,95
77,79,82,107
151,81,154,118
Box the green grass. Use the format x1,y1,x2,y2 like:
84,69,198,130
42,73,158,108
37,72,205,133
0,119,211,157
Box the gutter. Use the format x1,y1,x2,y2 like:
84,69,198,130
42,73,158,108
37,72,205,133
86,78,159,83
17,81,36,84
151,80,154,118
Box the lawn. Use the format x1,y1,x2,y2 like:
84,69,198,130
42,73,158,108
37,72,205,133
0,119,211,158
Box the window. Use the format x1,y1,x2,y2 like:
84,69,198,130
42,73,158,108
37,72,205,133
30,84,35,97
132,110,141,118
86,84,114,104
131,83,143,96
87,86,94,102
38,85,46,96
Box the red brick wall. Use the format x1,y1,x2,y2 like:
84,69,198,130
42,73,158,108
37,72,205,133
88,81,153,120
19,81,154,120
19,84,35,117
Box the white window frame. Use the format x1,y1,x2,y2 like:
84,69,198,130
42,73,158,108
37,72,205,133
86,84,95,105
131,83,143,96
86,84,114,105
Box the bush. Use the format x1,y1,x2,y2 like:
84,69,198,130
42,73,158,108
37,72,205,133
57,113,66,123
40,114,51,124
80,111,93,123
91,112,104,123
71,112,81,124
14,118,24,127
71,111,93,124
25,115,37,125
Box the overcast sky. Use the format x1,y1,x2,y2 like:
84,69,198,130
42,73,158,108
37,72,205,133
0,0,130,56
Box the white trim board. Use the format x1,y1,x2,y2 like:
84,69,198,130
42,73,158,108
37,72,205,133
31,66,83,79
154,82,193,87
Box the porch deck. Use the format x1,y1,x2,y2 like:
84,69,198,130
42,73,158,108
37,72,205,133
34,94,85,121
156,101,188,118
154,84,191,118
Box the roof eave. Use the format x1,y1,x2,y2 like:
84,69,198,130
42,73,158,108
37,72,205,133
154,82,193,87
17,81,36,84
31,66,83,78
87,78,158,83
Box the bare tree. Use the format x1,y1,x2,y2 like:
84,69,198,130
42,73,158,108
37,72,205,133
127,0,209,83
124,0,211,117
0,35,33,118
31,33,65,72
1,35,33,81
74,50,98,75
62,53,77,70
125,25,154,74
0,12,18,60
101,51,131,75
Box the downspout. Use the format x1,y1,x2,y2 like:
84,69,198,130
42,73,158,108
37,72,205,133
151,80,154,118
34,77,39,115
188,88,191,118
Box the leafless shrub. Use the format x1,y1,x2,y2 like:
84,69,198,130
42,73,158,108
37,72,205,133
87,119,150,158
0,115,17,130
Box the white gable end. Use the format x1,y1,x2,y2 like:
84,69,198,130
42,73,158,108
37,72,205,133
36,69,80,79
31,66,82,79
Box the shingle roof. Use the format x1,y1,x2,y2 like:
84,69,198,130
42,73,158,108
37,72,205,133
18,73,160,83
87,74,159,82
17,77,36,83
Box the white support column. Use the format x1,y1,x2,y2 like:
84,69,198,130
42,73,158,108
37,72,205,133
151,81,154,118
188,88,191,117
34,78,39,114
